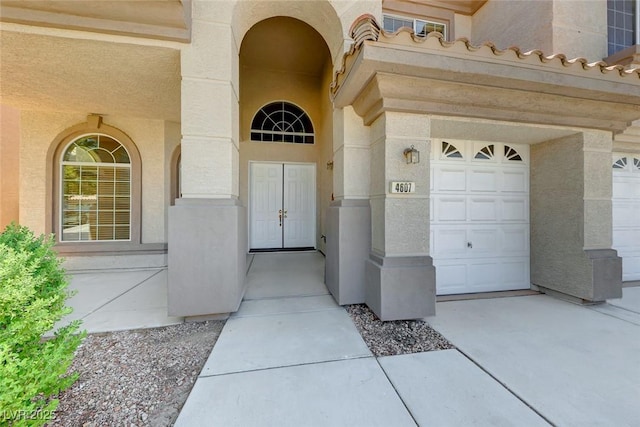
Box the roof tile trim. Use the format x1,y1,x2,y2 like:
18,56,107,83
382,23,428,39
331,14,640,96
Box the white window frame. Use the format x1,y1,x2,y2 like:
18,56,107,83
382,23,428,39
382,13,447,39
607,0,639,54
636,0,640,45
59,133,132,242
250,101,315,144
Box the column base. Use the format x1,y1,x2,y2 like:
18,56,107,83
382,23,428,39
587,249,622,301
365,253,436,321
325,200,371,305
532,249,622,303
168,198,247,317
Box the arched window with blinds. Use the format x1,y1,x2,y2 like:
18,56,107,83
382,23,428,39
60,134,131,241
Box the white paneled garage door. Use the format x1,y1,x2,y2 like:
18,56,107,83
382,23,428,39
612,154,640,282
430,140,530,295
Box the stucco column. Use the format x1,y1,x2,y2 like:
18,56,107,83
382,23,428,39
365,112,435,320
531,131,622,302
168,6,247,318
326,107,372,304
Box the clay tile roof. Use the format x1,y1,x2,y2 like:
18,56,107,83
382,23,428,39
333,14,640,95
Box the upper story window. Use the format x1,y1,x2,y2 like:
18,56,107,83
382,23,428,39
250,101,314,144
608,0,639,55
383,14,447,38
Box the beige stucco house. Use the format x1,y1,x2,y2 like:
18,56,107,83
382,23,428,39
1,0,639,321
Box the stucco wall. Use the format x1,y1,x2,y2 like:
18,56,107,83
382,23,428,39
19,111,170,243
552,0,607,61
318,60,335,253
453,13,472,39
472,0,607,61
164,121,181,238
0,104,21,229
472,0,553,53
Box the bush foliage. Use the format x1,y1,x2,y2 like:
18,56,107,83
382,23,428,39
0,224,85,426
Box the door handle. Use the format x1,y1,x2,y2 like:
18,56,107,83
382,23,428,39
467,242,473,248
278,209,282,227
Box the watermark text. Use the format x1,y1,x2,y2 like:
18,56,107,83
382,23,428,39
1,409,55,421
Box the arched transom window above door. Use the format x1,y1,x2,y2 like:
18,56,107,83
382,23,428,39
250,101,314,144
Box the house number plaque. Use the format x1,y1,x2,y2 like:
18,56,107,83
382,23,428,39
390,181,416,193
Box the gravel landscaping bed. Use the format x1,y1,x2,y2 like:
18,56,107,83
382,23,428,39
346,304,454,357
48,320,224,427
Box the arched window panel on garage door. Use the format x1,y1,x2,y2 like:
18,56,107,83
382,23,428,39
504,145,523,162
634,158,640,171
474,144,495,160
613,157,628,169
250,101,314,144
442,141,463,159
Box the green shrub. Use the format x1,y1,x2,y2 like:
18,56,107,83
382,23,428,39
0,224,85,426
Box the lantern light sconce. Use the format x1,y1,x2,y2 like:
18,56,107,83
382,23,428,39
403,145,420,164
326,161,334,170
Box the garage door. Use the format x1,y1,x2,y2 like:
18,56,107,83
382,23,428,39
612,155,640,282
430,140,530,295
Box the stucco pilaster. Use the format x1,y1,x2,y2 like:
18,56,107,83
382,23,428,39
365,112,435,320
583,131,614,249
531,132,621,302
168,1,245,317
370,112,431,256
180,5,239,199
326,107,371,305
333,106,371,200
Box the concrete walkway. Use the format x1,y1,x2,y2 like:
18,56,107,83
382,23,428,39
55,267,182,334
60,253,640,425
175,252,548,426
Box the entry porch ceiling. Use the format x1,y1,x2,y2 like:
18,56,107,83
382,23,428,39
333,34,640,133
0,0,190,42
0,30,180,121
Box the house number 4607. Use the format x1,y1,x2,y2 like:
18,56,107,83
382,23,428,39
390,181,416,194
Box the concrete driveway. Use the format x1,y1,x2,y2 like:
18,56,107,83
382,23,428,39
427,287,640,426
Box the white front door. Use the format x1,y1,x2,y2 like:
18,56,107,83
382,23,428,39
430,140,530,295
612,155,640,281
250,162,316,250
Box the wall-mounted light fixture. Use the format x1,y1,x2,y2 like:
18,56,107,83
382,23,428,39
327,161,334,170
403,145,420,164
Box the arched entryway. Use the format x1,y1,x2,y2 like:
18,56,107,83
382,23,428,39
238,16,333,252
